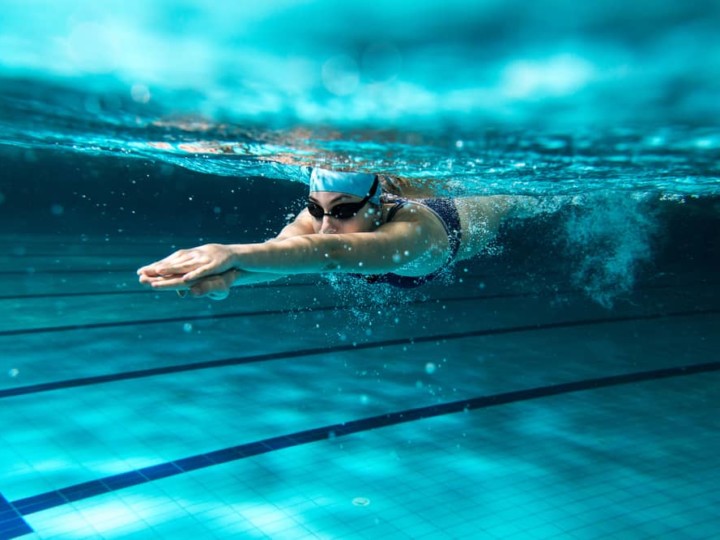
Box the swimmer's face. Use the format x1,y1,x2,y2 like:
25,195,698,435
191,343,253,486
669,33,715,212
308,191,381,234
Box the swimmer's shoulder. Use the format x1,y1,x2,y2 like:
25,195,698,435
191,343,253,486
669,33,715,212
381,197,445,227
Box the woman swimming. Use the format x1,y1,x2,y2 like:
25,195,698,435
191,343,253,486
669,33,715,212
137,168,512,299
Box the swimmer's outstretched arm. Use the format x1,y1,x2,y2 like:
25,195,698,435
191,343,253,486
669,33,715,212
138,213,447,293
137,210,321,288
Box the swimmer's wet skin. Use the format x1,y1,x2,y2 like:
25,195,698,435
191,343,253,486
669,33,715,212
137,168,511,298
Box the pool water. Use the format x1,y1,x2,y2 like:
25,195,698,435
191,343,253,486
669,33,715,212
2,2,720,539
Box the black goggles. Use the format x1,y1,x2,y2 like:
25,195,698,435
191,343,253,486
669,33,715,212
307,176,379,220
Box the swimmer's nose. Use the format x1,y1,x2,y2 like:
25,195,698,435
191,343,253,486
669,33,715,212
319,216,337,234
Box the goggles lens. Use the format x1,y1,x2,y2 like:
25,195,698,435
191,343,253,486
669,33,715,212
307,175,379,221
307,201,365,220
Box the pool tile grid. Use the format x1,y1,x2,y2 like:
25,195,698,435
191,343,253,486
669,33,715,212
15,371,717,538
5,318,720,520
3,239,719,539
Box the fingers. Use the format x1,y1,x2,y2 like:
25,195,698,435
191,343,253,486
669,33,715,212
181,264,217,282
137,264,165,277
138,272,181,285
153,255,204,276
146,276,189,290
137,250,202,277
189,276,229,301
137,265,216,289
139,273,230,301
138,244,233,282
137,245,233,300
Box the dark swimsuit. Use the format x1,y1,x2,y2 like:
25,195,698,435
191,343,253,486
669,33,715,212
361,198,463,288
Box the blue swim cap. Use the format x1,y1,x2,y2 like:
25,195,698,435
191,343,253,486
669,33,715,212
309,168,381,204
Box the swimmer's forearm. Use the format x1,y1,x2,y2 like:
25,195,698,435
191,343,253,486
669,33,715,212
226,237,352,274
226,232,416,275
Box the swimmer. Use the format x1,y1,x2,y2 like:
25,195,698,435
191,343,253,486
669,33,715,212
137,168,515,299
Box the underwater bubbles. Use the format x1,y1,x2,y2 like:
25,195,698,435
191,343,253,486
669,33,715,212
323,274,418,328
130,84,151,104
564,194,658,308
322,55,360,96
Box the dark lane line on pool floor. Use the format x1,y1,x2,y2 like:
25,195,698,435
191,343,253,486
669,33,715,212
0,268,510,294
0,289,555,337
0,274,710,302
0,493,33,540
0,282,319,301
4,359,720,540
1,276,712,335
1,308,717,399
0,268,144,276
0,272,485,299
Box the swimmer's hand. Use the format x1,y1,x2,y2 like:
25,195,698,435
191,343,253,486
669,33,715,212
139,269,239,301
137,243,237,282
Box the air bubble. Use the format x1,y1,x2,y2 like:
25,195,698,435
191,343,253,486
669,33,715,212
322,55,360,96
130,83,151,103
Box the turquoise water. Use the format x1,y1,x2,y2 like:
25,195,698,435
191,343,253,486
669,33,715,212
2,2,720,539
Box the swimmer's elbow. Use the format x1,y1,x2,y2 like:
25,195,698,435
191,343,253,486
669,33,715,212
303,237,351,272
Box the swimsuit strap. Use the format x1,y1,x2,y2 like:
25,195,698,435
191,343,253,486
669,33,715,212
416,198,462,264
356,197,461,288
384,198,409,223
385,198,462,264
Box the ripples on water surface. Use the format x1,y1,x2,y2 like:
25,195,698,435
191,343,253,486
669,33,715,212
1,0,719,197
2,75,719,198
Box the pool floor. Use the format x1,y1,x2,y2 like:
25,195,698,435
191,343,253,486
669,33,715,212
1,234,719,539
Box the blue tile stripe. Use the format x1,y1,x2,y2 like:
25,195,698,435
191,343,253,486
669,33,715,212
1,308,717,400
0,281,319,301
6,358,719,532
0,289,538,338
0,493,33,539
0,305,333,338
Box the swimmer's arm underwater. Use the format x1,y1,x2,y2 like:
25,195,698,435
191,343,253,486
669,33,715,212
137,210,318,294
221,222,439,276
138,216,448,294
136,194,528,299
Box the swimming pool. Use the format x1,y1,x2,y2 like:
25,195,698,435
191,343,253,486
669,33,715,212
2,2,720,538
